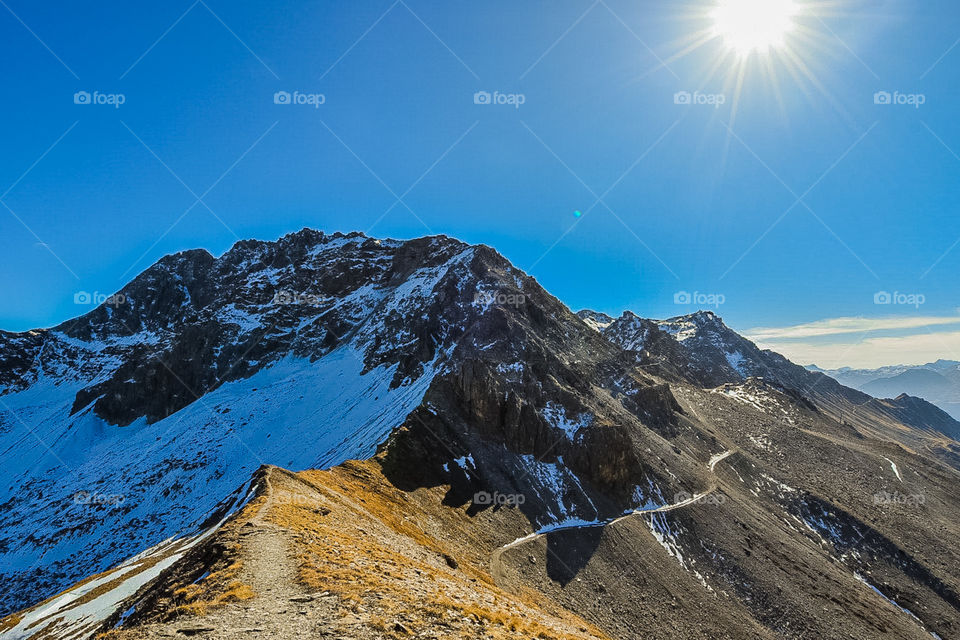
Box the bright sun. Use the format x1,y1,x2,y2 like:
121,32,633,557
712,0,799,56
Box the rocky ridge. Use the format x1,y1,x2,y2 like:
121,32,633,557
1,230,959,640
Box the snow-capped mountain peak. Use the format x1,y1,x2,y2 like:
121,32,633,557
3,232,959,638
0,230,526,612
576,310,616,332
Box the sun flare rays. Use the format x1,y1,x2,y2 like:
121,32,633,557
645,0,850,144
712,0,800,56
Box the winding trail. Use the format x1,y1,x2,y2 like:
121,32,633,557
708,449,735,472
490,450,736,585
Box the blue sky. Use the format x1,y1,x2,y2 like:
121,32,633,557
1,0,959,367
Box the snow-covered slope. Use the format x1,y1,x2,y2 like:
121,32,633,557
1,477,259,640
0,231,498,615
0,347,443,612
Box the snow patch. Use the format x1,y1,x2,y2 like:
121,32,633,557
515,455,595,526
725,350,747,376
540,402,593,441
217,304,264,333
454,454,476,472
854,572,939,638
882,457,903,483
657,320,698,342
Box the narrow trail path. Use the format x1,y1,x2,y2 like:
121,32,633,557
708,450,735,472
129,471,329,639
490,450,737,586
238,473,303,616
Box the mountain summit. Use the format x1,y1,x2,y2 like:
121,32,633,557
2,231,959,640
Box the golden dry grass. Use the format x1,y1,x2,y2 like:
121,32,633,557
32,461,607,640
167,555,255,618
0,612,22,633
263,462,610,640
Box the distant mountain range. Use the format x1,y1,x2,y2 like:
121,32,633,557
809,360,960,421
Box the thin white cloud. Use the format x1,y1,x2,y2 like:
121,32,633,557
756,330,960,370
746,315,960,341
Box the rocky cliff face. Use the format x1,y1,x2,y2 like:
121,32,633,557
0,230,691,615
597,308,960,448
0,230,490,613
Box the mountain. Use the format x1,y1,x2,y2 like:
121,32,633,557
599,310,960,444
574,310,615,332
0,231,490,615
813,361,960,422
2,230,959,640
863,371,955,406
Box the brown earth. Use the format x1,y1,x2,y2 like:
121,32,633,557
95,462,611,640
